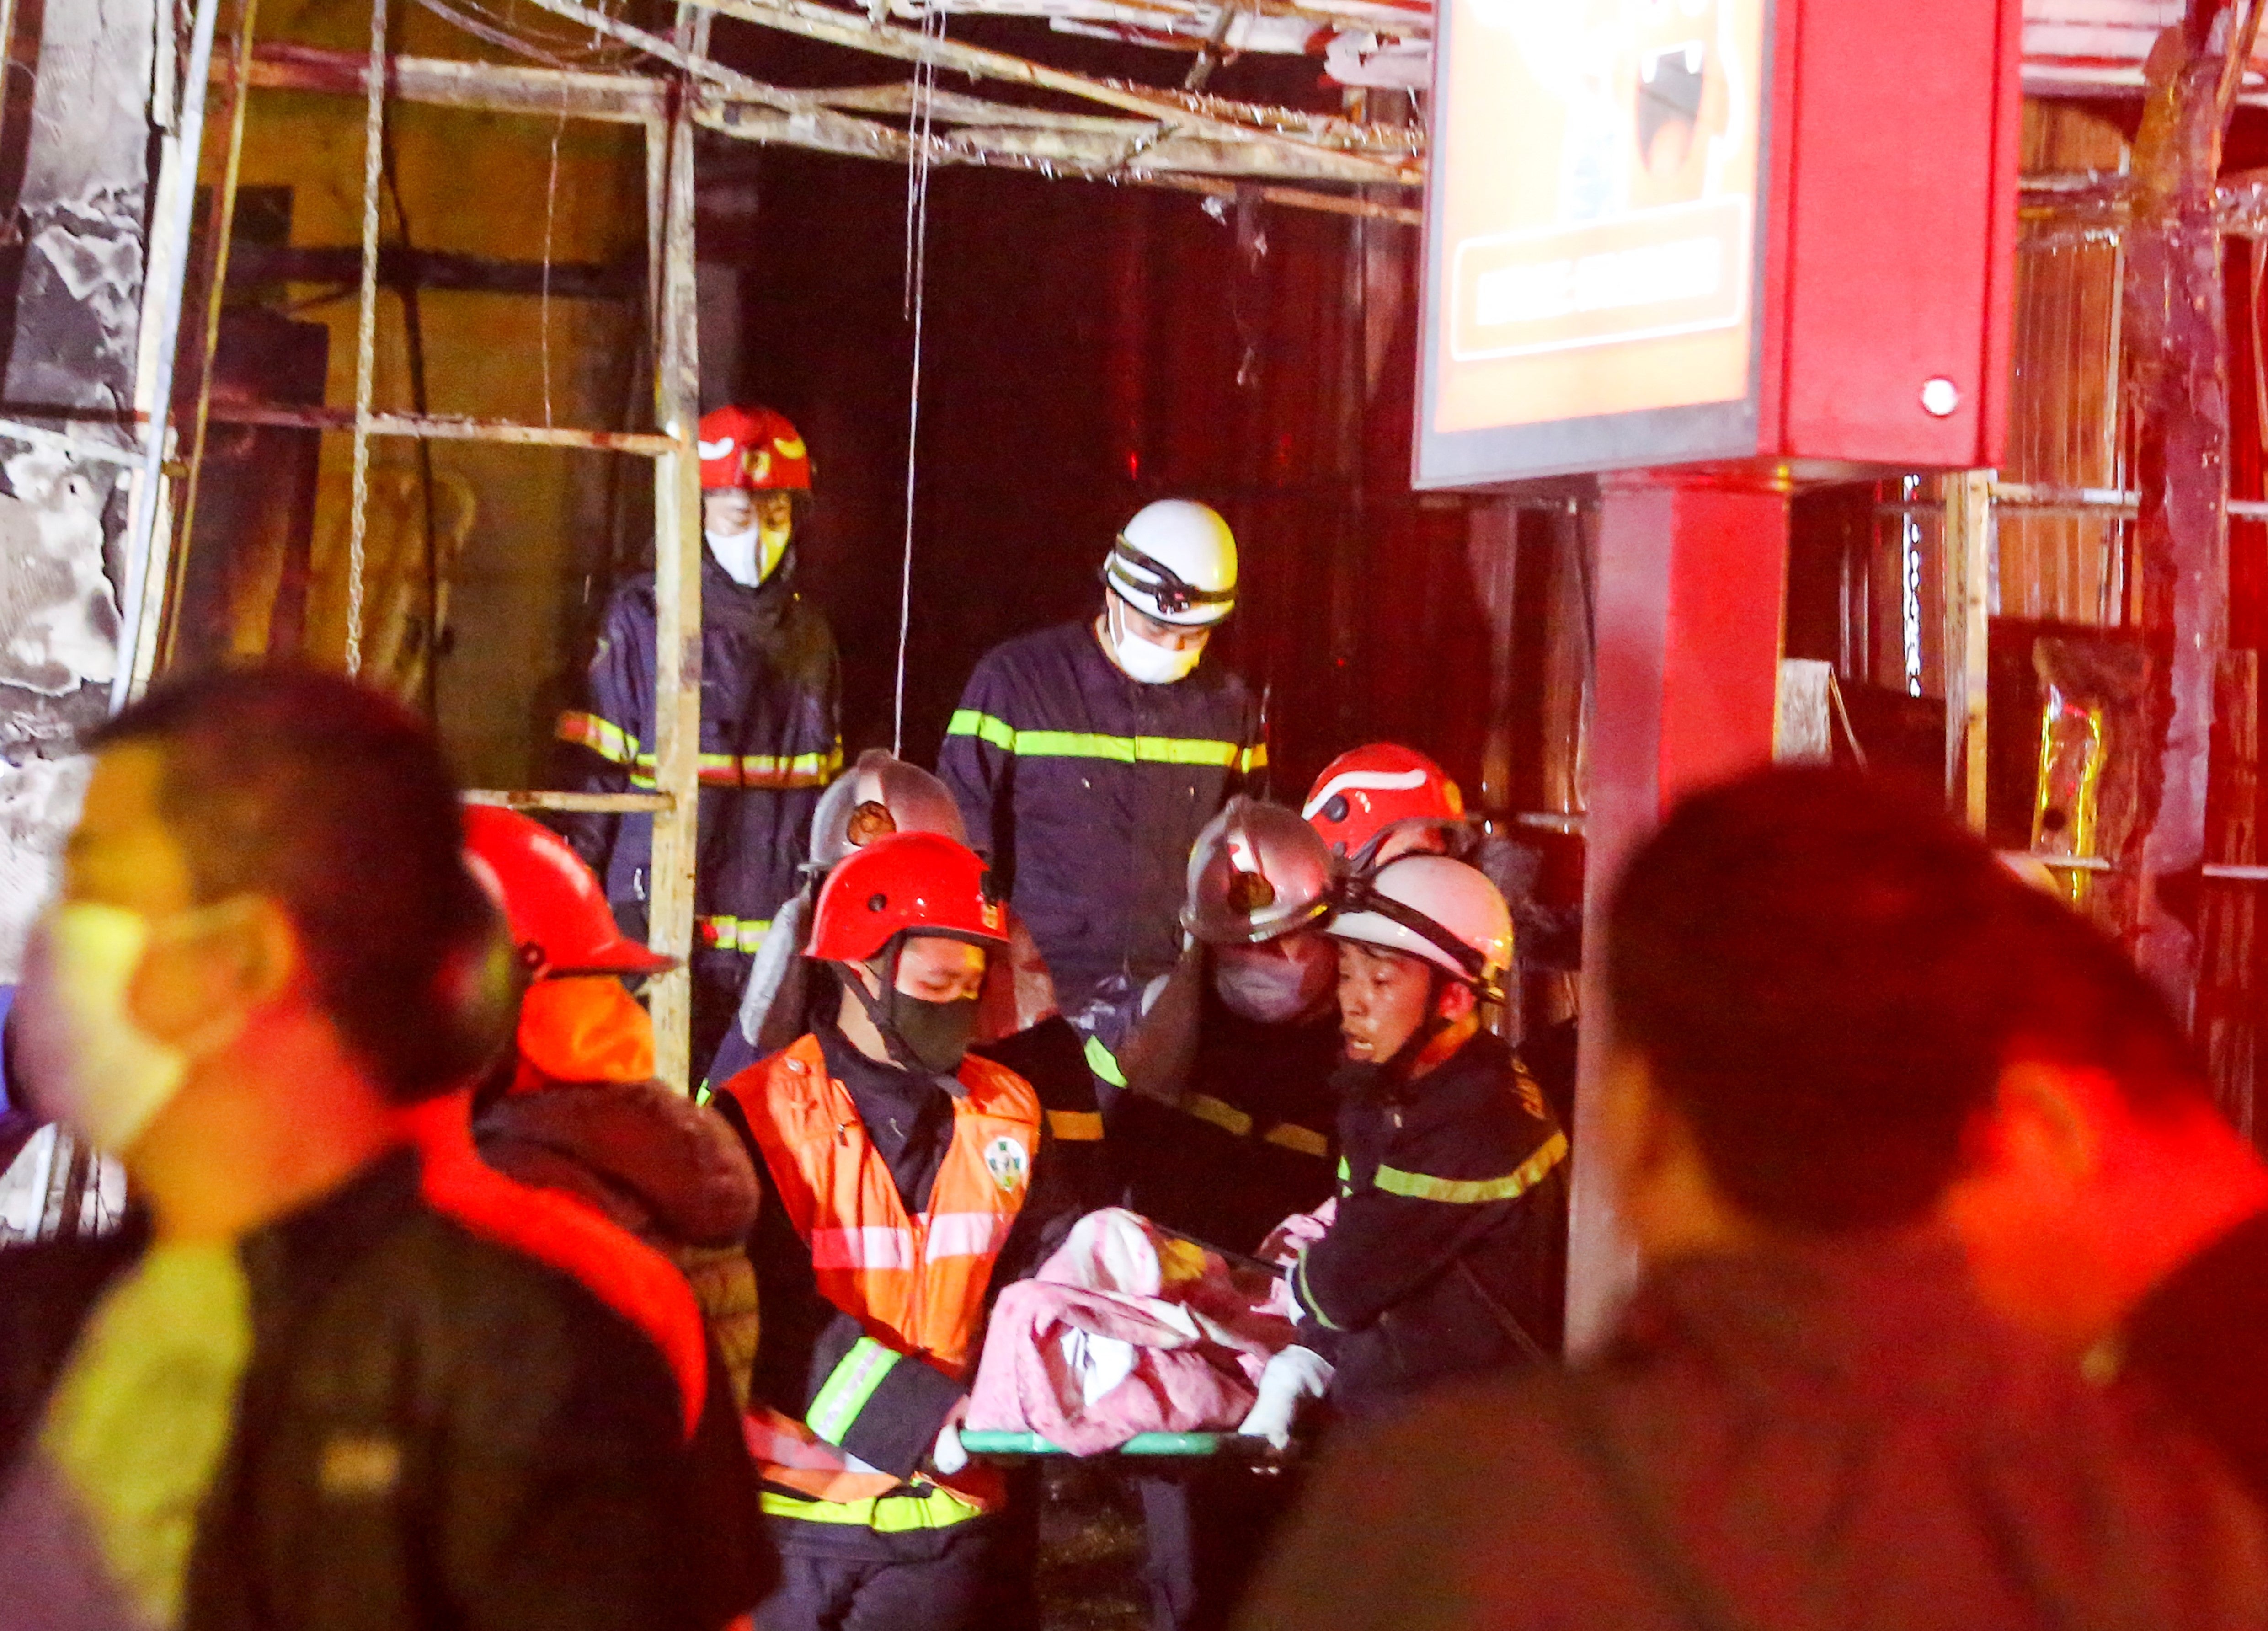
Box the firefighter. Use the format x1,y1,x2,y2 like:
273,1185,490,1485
1307,742,1583,1121
710,831,1080,1631
1302,742,1469,875
707,749,1109,1210
1241,855,1568,1446
556,403,842,1072
1111,797,1343,1631
939,500,1264,1099
1116,797,1342,1254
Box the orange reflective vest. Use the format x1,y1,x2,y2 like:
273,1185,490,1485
723,1032,1041,1514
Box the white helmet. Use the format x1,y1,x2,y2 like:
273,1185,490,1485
808,749,967,872
1329,854,1512,1003
1104,500,1238,628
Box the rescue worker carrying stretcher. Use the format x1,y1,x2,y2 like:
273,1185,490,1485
710,830,1080,1631
939,501,1263,1099
556,404,843,1073
1115,797,1342,1255
707,749,1109,1210
1111,797,1345,1631
1240,855,1569,1445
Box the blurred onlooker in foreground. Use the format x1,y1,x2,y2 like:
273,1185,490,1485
1237,766,2268,1631
462,803,764,1407
1944,882,2268,1502
0,668,761,1631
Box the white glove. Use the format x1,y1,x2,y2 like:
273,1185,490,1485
1237,1345,1334,1449
930,1405,970,1476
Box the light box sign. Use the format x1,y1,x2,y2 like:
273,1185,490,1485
1418,0,1772,487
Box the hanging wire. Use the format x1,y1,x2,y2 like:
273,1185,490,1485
347,0,391,679
540,83,568,427
893,11,943,756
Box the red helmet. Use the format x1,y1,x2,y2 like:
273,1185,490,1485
462,803,676,978
806,830,1007,964
1303,744,1466,869
697,404,811,493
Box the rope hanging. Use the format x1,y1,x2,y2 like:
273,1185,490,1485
892,11,943,757
346,0,390,677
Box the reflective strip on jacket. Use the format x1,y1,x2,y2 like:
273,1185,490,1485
936,619,1262,1008
720,1033,1042,1514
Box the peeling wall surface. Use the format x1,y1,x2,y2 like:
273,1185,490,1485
0,0,156,978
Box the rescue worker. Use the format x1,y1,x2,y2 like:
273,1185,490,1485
1241,855,1568,1445
1111,798,1344,1631
711,830,1080,1631
462,804,764,1407
1307,742,1582,1121
557,403,842,1072
1117,797,1342,1253
939,500,1264,1097
706,749,1108,1211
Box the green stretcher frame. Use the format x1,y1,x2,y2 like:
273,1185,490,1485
960,1430,1267,1458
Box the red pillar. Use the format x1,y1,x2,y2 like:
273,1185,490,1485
1566,470,1789,1350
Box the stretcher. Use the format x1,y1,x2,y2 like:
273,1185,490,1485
960,1430,1281,1460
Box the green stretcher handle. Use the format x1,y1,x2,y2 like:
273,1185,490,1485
959,1430,1249,1457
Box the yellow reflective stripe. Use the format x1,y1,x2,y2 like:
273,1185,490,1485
1014,731,1240,767
1083,1033,1126,1088
557,710,641,766
947,711,1251,771
1262,1122,1329,1159
807,1337,902,1445
1047,1108,1105,1141
1183,1093,1254,1139
1373,1131,1568,1206
1293,1248,1343,1332
630,748,841,791
698,915,773,953
1239,743,1269,774
947,709,1017,751
761,1483,987,1531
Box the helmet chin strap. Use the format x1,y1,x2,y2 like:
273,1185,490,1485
841,940,967,1091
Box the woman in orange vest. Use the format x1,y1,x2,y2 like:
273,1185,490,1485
711,829,1078,1631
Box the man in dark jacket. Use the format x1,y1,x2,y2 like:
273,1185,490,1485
1245,852,1565,1443
557,403,842,1071
0,668,762,1631
1237,767,2268,1631
1942,880,2268,1503
939,501,1262,1091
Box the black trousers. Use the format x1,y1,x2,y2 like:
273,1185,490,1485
1137,1468,1297,1631
755,1516,1012,1631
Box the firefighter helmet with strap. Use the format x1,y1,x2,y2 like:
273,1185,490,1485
806,830,1007,963
1183,797,1334,946
1304,743,1466,871
1329,855,1511,1004
462,803,676,979
1104,499,1238,627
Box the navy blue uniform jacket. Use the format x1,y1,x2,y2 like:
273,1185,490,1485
1293,1027,1568,1415
556,554,840,980
937,619,1263,1012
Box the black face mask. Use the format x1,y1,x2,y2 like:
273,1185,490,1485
845,946,981,1080
881,987,980,1077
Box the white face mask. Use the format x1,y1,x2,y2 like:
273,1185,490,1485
1107,597,1205,686
1212,941,1334,1026
706,521,791,589
15,902,192,1154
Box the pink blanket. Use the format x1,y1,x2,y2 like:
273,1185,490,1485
966,1209,1298,1453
